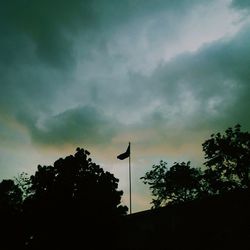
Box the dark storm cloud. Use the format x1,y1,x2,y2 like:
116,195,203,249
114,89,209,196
0,0,86,121
231,0,250,10
0,0,211,147
28,106,119,146
0,0,92,66
26,20,250,147
120,22,250,151
135,23,250,135
0,0,94,146
0,0,206,65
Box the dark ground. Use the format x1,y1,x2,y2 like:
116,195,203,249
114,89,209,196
116,189,250,250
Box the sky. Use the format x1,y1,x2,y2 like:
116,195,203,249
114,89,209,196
1,0,250,212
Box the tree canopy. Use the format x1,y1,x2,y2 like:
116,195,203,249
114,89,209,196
1,125,250,247
0,148,127,249
0,179,23,248
28,147,126,214
142,124,250,208
141,161,202,208
202,124,250,193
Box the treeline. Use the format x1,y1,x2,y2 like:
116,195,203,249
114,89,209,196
0,124,249,249
141,124,250,208
0,148,127,249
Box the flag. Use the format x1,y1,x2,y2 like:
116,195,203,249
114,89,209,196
117,143,130,160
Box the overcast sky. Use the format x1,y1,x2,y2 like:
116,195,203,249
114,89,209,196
1,0,250,212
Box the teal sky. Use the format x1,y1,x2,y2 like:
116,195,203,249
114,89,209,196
1,0,250,212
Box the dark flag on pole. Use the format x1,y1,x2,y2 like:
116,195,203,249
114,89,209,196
117,142,132,213
117,143,130,160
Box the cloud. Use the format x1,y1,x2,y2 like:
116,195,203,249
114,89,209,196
0,0,93,67
28,106,119,146
0,0,242,123
231,0,250,10
106,21,250,158
0,0,208,67
0,0,248,147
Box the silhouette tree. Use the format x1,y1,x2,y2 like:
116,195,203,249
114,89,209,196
0,179,22,210
142,124,250,208
22,148,127,249
0,179,23,248
14,172,31,199
202,124,250,194
141,161,202,208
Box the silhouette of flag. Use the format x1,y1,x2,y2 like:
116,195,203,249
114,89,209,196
117,143,130,160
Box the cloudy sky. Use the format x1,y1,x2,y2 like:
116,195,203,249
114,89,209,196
1,0,250,212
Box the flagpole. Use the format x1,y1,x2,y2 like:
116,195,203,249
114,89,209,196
117,142,132,214
129,142,132,214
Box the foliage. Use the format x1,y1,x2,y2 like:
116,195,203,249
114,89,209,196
202,124,250,193
0,179,22,213
142,124,250,208
14,172,32,199
140,160,167,208
0,179,23,248
0,148,127,248
22,147,127,248
141,161,202,208
27,147,127,213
